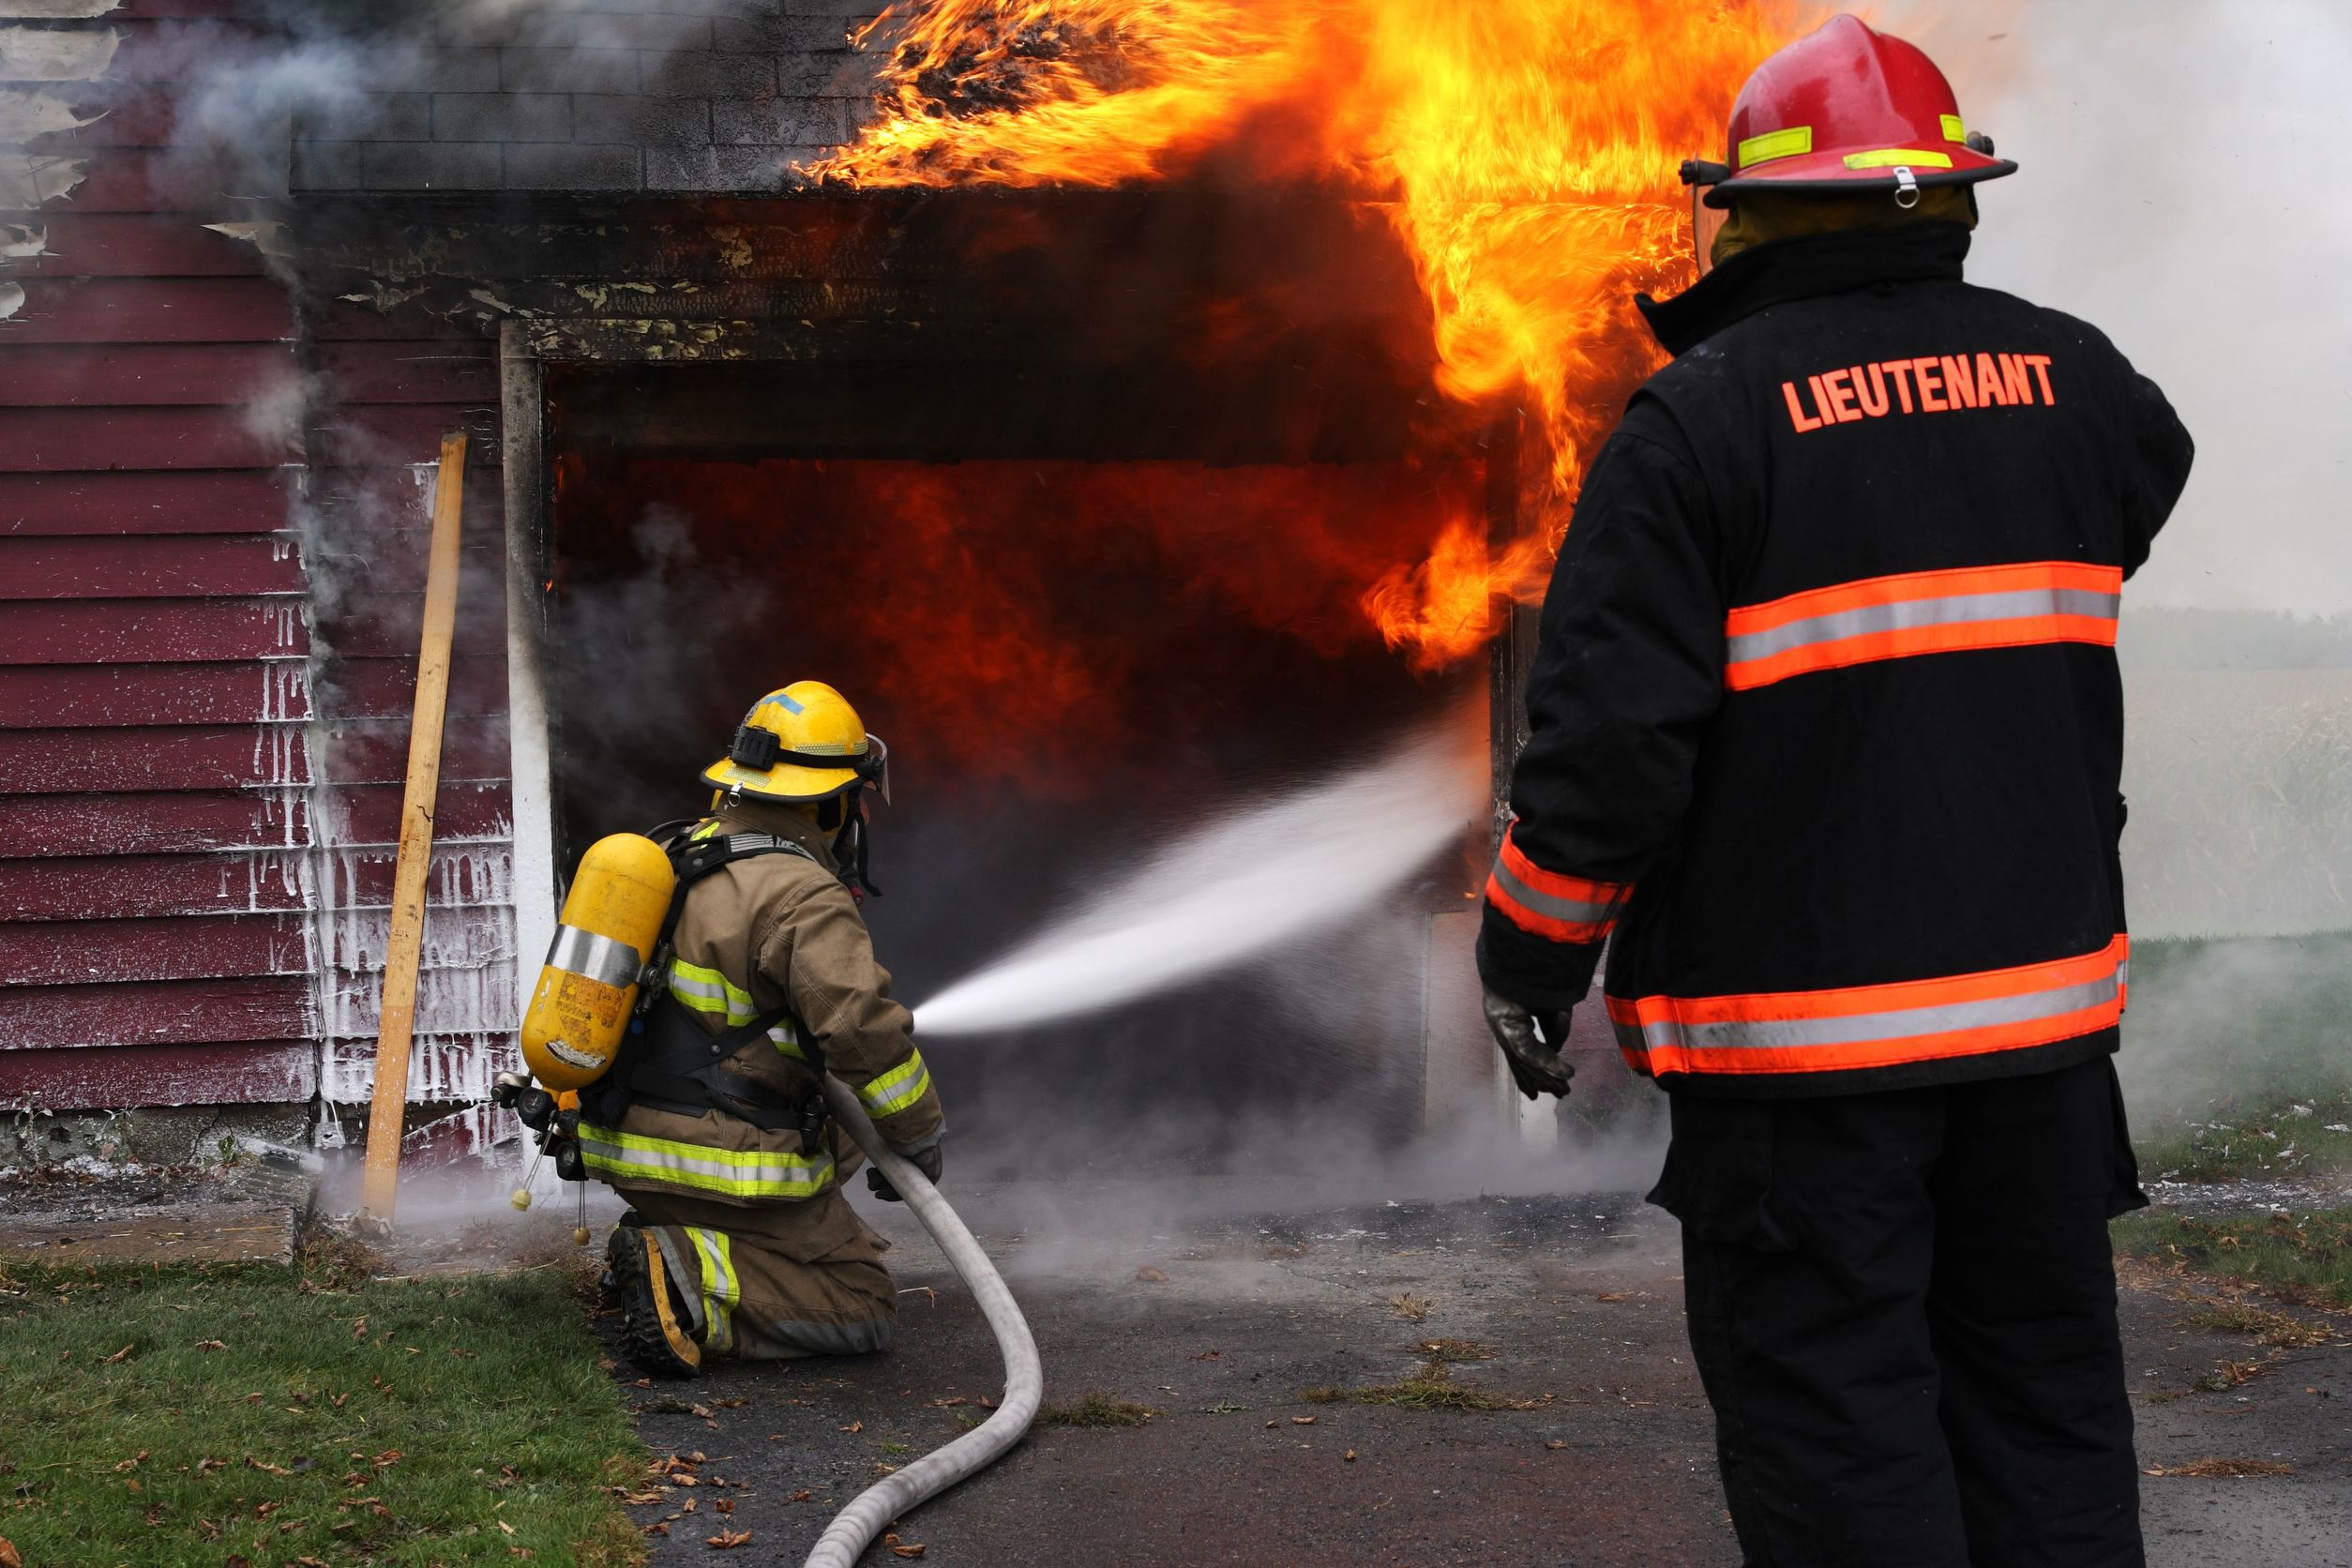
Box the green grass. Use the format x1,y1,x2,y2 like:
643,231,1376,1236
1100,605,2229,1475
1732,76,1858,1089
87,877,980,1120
1033,1391,1158,1429
0,1250,644,1567
2112,1207,2352,1310
1302,1360,1546,1412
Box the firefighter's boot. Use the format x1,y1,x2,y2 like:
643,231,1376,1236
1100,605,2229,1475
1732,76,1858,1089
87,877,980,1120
610,1224,701,1379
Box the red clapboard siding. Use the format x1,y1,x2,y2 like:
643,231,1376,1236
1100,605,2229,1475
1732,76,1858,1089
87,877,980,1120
0,662,309,728
3,278,292,344
106,18,267,83
0,788,305,858
0,906,517,987
325,656,508,721
309,403,502,468
0,975,312,1049
0,343,293,405
0,913,310,987
317,593,505,659
0,780,510,858
0,1041,319,1109
307,300,485,343
0,470,293,535
0,724,309,792
15,147,277,214
7,215,265,277
0,843,515,923
0,534,302,598
314,341,502,405
293,530,505,597
0,598,306,664
318,718,509,787
0,405,295,472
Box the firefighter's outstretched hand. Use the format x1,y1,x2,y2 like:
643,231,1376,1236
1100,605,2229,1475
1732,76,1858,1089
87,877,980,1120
1482,988,1575,1100
867,1142,943,1203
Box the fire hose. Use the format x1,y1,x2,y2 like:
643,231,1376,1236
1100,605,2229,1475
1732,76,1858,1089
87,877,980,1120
802,1076,1042,1568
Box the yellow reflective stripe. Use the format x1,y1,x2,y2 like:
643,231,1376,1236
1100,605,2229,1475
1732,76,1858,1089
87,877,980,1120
689,820,724,841
858,1051,931,1119
767,1023,806,1062
1844,147,1954,170
577,1123,835,1199
668,957,758,1026
1940,113,1967,143
1737,125,1812,168
688,1228,736,1355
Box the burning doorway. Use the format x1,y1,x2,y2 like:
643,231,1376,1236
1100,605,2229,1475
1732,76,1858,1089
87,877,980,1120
527,190,1519,1175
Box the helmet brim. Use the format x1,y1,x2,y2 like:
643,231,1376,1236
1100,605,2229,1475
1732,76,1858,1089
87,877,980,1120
1705,152,2014,207
700,733,887,804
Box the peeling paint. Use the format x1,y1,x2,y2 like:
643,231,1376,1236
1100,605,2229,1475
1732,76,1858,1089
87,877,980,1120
0,2,126,19
0,154,86,208
0,281,21,322
206,220,294,260
0,24,117,82
0,89,99,143
0,222,46,262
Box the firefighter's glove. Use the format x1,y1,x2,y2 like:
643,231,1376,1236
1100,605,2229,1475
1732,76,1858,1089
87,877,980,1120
1483,988,1575,1101
867,1143,943,1204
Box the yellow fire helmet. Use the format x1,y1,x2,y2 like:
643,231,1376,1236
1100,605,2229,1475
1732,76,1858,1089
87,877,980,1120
701,680,889,804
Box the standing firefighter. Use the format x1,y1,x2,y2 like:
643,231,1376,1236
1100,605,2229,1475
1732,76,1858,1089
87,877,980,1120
1480,16,2192,1567
585,681,942,1377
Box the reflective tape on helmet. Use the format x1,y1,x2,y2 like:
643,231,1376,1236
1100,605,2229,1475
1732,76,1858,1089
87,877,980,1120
1737,125,1813,168
687,1228,737,1355
578,1123,835,1199
1608,935,2129,1078
1844,147,1955,170
858,1051,932,1120
545,923,644,988
1724,562,2121,691
1940,113,1967,143
1484,824,1633,944
668,957,758,1027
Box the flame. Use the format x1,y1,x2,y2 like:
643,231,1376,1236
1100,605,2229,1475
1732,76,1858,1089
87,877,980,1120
811,0,1802,667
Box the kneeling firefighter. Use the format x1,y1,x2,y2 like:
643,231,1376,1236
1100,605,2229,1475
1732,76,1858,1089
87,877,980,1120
516,681,943,1377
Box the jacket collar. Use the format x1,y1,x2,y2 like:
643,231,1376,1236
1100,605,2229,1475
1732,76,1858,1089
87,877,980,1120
1636,222,1973,357
712,796,839,872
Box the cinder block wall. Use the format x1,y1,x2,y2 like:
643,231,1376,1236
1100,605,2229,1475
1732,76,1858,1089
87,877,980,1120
288,0,883,197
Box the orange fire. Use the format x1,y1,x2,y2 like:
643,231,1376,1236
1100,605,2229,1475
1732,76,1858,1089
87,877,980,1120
810,0,1802,668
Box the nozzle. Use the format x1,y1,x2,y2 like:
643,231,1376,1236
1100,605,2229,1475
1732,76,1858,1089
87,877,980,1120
510,1186,533,1212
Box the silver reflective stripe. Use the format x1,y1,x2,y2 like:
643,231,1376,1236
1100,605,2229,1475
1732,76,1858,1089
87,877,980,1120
576,1131,832,1194
545,924,644,988
1726,587,2119,665
1623,969,2125,1056
1489,858,1621,927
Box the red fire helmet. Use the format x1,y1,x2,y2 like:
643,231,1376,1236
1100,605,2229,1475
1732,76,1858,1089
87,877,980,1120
1683,14,2015,208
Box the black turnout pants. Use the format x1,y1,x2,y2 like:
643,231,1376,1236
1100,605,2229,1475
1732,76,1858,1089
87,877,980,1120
1651,1055,2148,1568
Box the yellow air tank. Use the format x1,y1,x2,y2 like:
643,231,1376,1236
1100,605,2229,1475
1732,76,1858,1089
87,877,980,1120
520,834,676,1091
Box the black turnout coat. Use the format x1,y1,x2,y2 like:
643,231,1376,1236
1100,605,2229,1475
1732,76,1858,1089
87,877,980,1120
1477,222,2194,1098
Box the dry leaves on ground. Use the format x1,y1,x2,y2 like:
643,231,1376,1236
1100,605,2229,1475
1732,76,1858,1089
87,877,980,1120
2144,1457,2296,1478
1136,1267,1168,1283
705,1528,752,1548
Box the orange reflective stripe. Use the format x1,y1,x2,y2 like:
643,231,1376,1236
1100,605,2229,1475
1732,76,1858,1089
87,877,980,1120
1724,562,2122,690
1484,824,1632,944
1607,935,2129,1078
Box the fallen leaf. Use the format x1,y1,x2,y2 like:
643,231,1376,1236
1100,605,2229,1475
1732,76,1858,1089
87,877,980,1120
891,1547,927,1560
683,1499,697,1514
1195,1350,1222,1362
839,1422,863,1433
1344,1450,1358,1462
352,1318,368,1340
247,1457,295,1478
1596,1292,1629,1304
113,1451,149,1472
1136,1266,1168,1283
1545,1440,1568,1451
498,1519,516,1535
643,1522,671,1537
196,1339,228,1351
928,1396,967,1408
1291,1416,1317,1425
373,1449,404,1468
706,1528,753,1548
790,1489,813,1503
0,1540,18,1568
102,1345,136,1365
